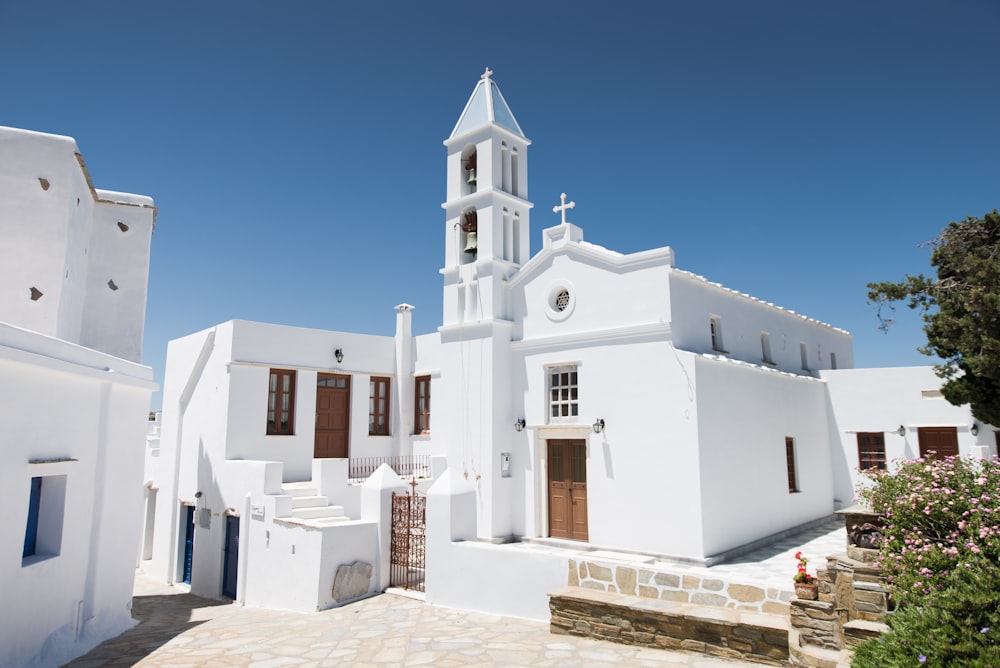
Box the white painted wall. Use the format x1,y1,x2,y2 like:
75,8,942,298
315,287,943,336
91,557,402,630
669,270,853,374
822,366,996,505
0,127,155,364
695,354,834,556
0,323,155,668
1,126,156,667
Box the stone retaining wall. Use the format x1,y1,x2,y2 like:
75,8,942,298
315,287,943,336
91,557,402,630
550,586,789,666
569,558,792,615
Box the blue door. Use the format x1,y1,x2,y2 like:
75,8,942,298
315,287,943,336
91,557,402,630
182,505,195,584
222,515,239,598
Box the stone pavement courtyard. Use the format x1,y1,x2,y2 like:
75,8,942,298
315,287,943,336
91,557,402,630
63,519,847,667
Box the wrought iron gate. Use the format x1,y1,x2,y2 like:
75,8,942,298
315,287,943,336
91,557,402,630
390,483,426,591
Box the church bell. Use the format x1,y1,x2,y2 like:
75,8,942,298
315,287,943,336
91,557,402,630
463,231,478,254
466,167,477,185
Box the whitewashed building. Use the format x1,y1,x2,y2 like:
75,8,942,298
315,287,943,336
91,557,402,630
0,127,157,667
146,71,995,618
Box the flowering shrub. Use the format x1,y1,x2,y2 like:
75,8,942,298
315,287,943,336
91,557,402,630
793,551,817,585
856,454,1000,604
851,455,1000,667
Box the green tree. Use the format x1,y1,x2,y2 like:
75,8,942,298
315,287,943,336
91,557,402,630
868,210,1000,425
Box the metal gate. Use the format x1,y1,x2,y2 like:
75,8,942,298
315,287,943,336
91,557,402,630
390,482,426,591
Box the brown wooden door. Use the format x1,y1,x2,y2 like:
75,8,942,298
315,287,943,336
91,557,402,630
315,374,350,458
918,426,959,460
548,439,588,541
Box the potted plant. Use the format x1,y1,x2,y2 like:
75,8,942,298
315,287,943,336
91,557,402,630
793,551,819,600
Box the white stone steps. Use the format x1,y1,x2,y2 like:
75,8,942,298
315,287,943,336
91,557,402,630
291,505,346,520
281,482,319,497
291,495,329,509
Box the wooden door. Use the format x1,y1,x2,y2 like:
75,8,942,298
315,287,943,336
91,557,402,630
548,439,588,541
918,426,959,460
315,374,350,458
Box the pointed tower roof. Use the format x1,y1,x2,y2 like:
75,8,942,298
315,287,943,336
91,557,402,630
449,67,525,140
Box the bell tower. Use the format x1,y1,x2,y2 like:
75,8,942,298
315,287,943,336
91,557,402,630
441,67,532,327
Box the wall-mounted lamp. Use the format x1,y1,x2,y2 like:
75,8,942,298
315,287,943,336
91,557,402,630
335,348,344,364
593,418,605,434
971,422,979,436
194,491,203,498
897,425,906,437
514,418,526,432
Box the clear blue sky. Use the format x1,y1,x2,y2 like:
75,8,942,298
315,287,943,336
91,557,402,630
1,1,997,410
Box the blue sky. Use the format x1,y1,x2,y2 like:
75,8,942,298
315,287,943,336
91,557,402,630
1,1,997,410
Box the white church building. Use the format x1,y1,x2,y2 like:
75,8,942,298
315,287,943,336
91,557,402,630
1,127,157,667
143,71,995,618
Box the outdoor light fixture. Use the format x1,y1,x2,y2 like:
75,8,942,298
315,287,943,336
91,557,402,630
971,423,979,436
335,348,344,363
897,425,906,437
593,418,605,434
514,418,526,432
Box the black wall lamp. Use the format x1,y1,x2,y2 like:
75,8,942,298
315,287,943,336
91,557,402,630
593,418,605,434
971,422,979,436
514,418,526,432
335,348,344,364
897,425,906,437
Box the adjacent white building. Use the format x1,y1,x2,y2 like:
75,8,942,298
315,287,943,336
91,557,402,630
144,71,995,618
0,127,157,667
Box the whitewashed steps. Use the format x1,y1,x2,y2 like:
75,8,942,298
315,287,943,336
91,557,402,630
278,481,349,527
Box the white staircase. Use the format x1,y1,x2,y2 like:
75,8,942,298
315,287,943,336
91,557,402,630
279,481,350,527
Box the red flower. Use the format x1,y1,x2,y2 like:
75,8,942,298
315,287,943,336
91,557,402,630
795,551,802,559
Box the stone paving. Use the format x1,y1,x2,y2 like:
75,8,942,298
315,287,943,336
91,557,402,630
63,520,847,667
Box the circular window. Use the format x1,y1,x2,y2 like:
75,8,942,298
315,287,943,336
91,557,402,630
546,282,576,321
554,289,570,312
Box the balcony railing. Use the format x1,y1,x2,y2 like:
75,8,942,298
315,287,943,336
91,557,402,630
348,455,431,484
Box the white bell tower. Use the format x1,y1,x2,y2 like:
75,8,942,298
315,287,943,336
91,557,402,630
437,69,532,541
441,67,532,327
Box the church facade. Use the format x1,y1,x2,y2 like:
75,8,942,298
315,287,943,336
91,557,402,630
144,72,993,615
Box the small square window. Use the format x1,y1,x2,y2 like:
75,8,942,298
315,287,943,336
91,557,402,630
548,366,579,422
857,432,886,471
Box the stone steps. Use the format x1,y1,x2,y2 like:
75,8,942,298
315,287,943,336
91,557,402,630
278,482,348,525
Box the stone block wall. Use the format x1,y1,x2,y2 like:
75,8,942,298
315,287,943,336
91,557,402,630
568,558,792,615
550,586,789,666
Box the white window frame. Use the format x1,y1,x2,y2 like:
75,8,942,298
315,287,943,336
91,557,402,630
547,365,579,423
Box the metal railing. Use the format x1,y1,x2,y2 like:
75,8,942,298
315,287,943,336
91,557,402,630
348,455,431,484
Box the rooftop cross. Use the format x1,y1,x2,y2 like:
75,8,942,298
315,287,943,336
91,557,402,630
481,66,493,82
552,192,576,225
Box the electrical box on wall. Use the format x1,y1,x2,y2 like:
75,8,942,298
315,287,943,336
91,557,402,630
500,452,511,477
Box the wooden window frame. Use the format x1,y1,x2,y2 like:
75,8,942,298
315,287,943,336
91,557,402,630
856,432,887,471
266,369,296,435
548,365,579,422
369,376,391,436
786,437,799,493
414,375,430,434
